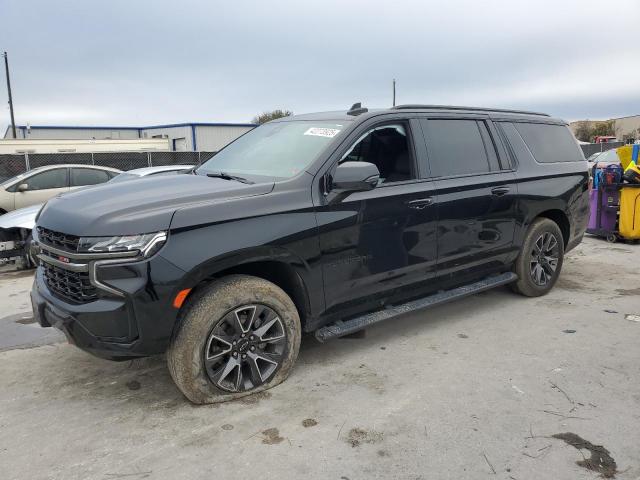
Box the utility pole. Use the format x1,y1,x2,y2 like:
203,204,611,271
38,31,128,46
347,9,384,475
392,79,396,107
3,52,17,139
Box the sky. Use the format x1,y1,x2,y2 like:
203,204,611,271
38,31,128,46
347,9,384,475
1,0,639,130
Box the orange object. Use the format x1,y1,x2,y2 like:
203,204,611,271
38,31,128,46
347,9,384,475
173,288,192,308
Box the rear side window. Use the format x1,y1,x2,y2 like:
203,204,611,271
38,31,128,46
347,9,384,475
512,123,584,163
422,119,491,177
71,168,111,187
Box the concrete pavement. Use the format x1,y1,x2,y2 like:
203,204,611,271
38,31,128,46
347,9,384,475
0,236,639,480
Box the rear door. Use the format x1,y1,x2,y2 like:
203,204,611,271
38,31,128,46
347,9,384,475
70,167,113,190
14,167,70,209
419,116,518,281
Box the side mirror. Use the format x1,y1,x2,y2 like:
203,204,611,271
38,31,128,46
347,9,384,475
331,161,379,193
17,183,28,192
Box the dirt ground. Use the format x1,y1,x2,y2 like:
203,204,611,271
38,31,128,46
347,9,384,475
0,235,639,480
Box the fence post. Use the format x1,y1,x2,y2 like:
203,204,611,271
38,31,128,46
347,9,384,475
91,152,95,165
148,152,152,167
24,152,30,171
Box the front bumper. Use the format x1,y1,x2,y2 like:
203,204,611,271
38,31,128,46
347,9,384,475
31,252,187,361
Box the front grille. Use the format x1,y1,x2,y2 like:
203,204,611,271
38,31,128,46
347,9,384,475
37,227,80,252
42,262,97,303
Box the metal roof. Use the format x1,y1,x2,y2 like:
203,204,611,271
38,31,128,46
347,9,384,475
3,122,257,138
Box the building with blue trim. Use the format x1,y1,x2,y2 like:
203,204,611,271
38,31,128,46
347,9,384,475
2,122,257,152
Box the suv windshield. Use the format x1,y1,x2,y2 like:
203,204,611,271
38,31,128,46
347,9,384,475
197,121,348,180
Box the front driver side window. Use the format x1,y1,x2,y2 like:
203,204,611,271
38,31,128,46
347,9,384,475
340,123,414,184
23,169,68,191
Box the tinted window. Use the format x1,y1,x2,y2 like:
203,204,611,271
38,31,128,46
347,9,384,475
24,169,68,191
71,168,111,187
340,123,414,183
477,121,501,170
513,123,584,163
423,119,490,177
498,122,536,166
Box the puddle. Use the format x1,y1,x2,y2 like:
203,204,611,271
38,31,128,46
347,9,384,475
552,432,617,478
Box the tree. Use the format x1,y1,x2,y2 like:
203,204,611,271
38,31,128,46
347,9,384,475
251,109,293,125
591,120,615,139
573,121,592,142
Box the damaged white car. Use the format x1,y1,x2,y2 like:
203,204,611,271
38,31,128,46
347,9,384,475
0,165,194,269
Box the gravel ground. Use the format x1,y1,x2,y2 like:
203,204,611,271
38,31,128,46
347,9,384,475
0,235,639,480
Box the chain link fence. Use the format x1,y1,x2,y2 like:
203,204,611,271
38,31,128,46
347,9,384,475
0,151,217,182
0,154,30,182
580,142,624,159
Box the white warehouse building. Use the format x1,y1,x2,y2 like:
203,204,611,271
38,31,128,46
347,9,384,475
3,122,256,152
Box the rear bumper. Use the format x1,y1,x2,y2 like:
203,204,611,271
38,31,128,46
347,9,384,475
31,253,186,361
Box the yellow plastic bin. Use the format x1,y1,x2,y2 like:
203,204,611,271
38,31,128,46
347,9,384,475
619,186,640,239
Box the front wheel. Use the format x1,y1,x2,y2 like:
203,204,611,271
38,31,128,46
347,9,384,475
511,218,564,297
167,275,301,404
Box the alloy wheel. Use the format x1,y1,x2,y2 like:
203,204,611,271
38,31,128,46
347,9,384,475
203,304,287,393
529,232,560,286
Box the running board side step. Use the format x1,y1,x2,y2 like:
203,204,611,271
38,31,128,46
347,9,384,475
314,272,518,342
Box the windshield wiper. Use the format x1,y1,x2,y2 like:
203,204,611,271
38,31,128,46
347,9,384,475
205,171,253,184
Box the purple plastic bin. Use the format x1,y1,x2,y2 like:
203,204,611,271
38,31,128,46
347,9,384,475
588,187,619,232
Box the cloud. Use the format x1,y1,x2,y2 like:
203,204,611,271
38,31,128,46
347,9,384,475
1,0,639,129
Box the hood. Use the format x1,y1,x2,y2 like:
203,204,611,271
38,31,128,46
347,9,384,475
37,174,274,236
0,203,42,231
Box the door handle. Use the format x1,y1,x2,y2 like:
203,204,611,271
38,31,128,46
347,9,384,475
491,186,510,196
405,198,433,210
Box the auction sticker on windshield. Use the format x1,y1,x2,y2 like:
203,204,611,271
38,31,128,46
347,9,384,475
304,127,340,138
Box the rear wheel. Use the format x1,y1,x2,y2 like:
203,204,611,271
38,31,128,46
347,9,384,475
167,275,301,404
511,218,564,297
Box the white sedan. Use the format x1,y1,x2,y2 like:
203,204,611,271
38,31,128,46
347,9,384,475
0,165,194,268
0,165,121,214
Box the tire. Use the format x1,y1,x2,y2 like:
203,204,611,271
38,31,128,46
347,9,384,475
24,234,38,269
511,218,564,297
167,274,301,404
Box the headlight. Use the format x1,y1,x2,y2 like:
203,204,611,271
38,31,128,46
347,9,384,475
78,231,167,257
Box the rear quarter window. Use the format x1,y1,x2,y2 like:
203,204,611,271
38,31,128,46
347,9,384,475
422,119,492,177
512,122,584,163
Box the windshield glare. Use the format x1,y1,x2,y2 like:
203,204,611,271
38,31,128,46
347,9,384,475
197,121,347,179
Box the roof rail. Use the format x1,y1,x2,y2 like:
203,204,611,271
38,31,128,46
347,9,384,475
392,104,550,117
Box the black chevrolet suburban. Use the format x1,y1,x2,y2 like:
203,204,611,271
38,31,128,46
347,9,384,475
31,104,589,403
